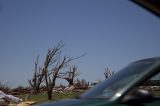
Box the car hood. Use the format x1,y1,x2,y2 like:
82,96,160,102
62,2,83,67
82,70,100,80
36,98,113,106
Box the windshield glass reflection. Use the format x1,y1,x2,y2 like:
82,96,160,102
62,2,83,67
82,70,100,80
80,59,156,99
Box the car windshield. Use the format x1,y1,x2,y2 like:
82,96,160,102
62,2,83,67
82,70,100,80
80,59,157,99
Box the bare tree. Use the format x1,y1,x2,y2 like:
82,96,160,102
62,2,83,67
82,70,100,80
28,56,44,94
42,41,73,100
29,41,85,100
0,81,11,94
104,67,115,79
60,65,80,86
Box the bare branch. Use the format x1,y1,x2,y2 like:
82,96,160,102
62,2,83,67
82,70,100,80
104,67,115,79
59,65,81,86
28,56,44,94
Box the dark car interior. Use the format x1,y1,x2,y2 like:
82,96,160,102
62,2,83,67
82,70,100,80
120,71,160,106
132,0,160,17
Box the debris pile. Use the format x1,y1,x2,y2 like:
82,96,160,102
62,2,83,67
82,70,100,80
0,90,22,105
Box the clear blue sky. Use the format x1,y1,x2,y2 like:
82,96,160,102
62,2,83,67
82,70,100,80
0,0,160,88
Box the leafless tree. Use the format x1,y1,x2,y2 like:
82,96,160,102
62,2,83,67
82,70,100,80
29,41,85,100
0,81,11,94
59,65,80,86
28,56,44,94
104,67,115,79
42,41,73,100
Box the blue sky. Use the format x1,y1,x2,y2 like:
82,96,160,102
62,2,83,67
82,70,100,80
0,0,160,87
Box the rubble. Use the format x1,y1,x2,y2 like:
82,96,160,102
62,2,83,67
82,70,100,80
0,90,22,105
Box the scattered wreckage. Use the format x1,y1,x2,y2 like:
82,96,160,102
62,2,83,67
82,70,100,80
0,90,22,105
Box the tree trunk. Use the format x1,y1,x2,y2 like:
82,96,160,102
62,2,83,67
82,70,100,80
35,87,40,95
69,81,74,87
47,87,52,100
67,79,74,87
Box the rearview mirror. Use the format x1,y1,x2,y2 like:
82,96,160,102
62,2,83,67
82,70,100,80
122,89,153,104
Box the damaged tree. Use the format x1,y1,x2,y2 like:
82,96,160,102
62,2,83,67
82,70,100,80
42,41,73,100
28,56,44,94
29,41,85,100
60,65,80,87
104,67,115,79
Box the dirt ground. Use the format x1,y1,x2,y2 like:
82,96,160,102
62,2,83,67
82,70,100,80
9,101,37,106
